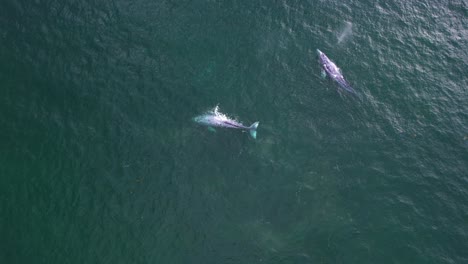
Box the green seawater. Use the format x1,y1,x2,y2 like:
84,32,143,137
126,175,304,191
1,1,467,263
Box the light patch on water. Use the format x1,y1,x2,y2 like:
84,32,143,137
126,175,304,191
243,220,285,253
337,21,353,44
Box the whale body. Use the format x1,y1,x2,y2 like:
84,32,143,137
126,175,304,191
317,49,355,94
193,106,259,139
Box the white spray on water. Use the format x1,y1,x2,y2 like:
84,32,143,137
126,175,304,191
337,21,353,44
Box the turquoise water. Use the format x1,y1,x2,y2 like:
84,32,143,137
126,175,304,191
1,1,467,263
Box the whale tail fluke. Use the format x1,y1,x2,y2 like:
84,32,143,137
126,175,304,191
248,122,259,139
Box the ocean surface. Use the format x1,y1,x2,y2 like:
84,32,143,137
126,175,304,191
1,0,467,263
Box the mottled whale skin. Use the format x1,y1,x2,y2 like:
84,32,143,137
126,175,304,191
193,106,259,139
317,49,355,94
